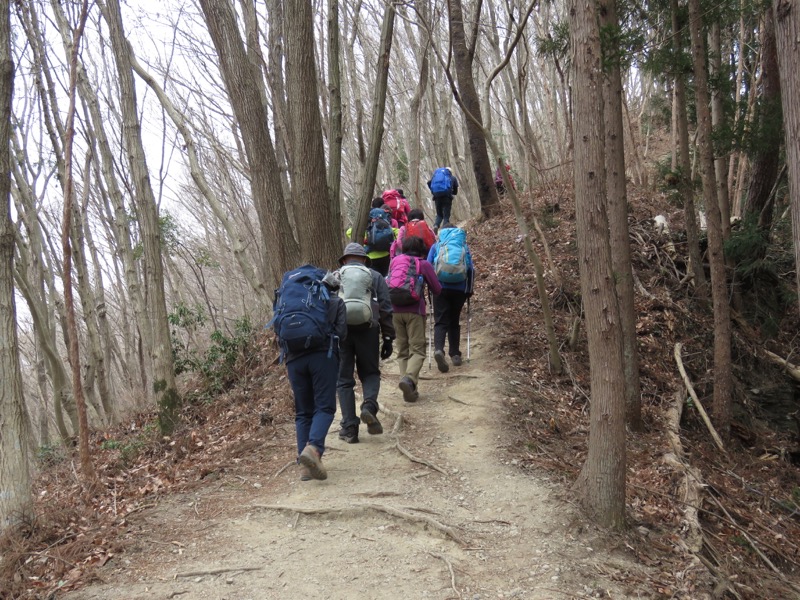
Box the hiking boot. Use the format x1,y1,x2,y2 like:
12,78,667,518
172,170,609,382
360,407,383,435
398,376,419,403
451,354,463,367
299,464,312,481
434,350,449,373
338,427,359,444
298,445,327,480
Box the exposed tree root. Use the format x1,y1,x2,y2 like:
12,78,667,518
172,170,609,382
394,441,449,475
429,552,461,598
253,503,467,546
174,566,262,578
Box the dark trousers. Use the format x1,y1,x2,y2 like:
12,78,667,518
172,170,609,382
370,254,390,277
433,195,453,229
286,351,339,457
433,289,468,357
337,326,381,431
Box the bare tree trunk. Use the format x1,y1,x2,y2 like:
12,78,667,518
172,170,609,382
672,0,707,291
60,0,95,483
327,0,344,219
709,23,732,239
198,0,300,287
350,2,396,244
447,0,500,218
285,0,342,264
743,8,782,231
689,0,733,438
569,0,627,529
774,0,800,307
600,0,642,431
100,0,180,435
0,0,32,530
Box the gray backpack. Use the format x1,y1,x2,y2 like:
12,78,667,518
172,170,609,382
339,264,374,326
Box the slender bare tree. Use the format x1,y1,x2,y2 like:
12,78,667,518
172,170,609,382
0,0,32,530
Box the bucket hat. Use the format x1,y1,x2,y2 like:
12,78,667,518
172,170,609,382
338,242,369,265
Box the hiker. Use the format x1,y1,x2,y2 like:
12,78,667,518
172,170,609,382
346,200,397,277
336,243,395,443
270,265,347,481
427,224,474,372
382,188,410,226
387,235,442,402
427,167,459,232
494,164,515,195
390,208,436,260
373,196,398,227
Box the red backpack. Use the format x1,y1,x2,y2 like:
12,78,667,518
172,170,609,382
403,219,436,252
382,189,409,226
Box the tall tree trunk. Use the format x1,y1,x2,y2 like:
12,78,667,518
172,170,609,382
100,0,180,435
285,0,342,265
0,0,32,530
350,2,396,244
709,22,732,239
774,0,800,307
689,0,733,438
198,0,300,287
743,8,782,231
600,0,642,431
447,0,500,218
61,0,95,483
569,0,627,529
672,0,707,291
327,0,344,220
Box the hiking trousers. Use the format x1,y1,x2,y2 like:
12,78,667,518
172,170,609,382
337,326,381,431
393,312,427,385
433,195,453,230
433,289,468,358
287,350,339,457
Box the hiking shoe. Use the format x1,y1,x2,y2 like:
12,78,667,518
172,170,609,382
360,407,383,435
298,445,327,480
451,354,463,367
299,464,312,481
399,376,419,403
338,427,359,444
434,350,449,373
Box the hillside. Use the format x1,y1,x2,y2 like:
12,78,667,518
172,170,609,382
2,183,800,599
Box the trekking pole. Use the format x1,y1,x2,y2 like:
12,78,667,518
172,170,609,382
466,297,471,363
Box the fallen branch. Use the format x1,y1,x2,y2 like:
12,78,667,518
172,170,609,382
174,566,262,579
253,503,467,545
429,552,461,599
272,460,295,479
447,395,472,406
395,441,449,475
763,349,800,383
673,343,725,452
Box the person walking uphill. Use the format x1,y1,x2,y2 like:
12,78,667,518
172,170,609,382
269,265,347,481
428,224,474,372
387,236,442,402
336,243,395,443
427,167,459,232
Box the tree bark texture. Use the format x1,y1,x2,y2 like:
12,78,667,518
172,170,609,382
0,0,32,530
709,22,732,238
600,0,642,431
285,0,342,265
688,0,733,437
101,0,180,435
327,0,344,221
569,0,627,529
447,0,501,218
774,0,800,308
744,8,782,230
198,0,300,287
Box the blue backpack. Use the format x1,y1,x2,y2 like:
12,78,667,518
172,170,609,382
434,228,468,283
366,208,394,252
430,168,453,196
268,265,334,359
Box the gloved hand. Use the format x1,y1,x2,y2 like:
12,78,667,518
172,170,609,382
380,337,393,360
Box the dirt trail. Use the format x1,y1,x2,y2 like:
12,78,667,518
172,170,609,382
66,323,643,600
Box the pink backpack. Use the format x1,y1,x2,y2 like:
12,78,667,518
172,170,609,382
386,254,423,306
382,190,409,226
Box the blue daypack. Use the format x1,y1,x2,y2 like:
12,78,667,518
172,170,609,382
430,168,453,196
366,208,394,252
268,265,334,359
434,228,468,283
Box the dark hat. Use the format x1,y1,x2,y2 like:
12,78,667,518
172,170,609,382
338,242,368,265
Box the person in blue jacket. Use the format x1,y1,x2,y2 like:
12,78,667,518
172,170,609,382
427,224,474,372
